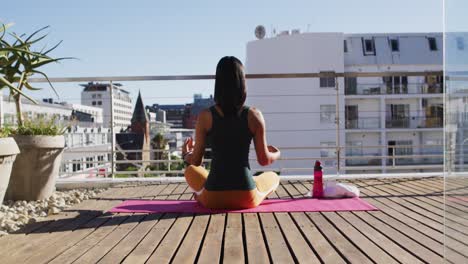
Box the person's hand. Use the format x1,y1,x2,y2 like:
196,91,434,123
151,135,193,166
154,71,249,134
182,137,194,156
267,145,280,153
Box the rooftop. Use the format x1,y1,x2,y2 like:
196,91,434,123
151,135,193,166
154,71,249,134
0,176,466,263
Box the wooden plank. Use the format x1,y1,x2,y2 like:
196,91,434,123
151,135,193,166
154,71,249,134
116,184,184,264
355,182,443,232
307,213,373,264
336,212,423,264
265,183,313,263
48,184,165,264
145,213,194,264
96,213,163,264
274,212,321,263
365,181,468,239
243,213,270,264
171,214,210,264
48,214,130,264
284,182,346,263
0,186,135,263
48,184,166,264
197,213,226,264
353,211,443,263
360,184,444,224
72,214,146,263
26,185,160,263
322,212,398,263
290,213,346,264
121,213,178,264
222,213,245,264
258,213,295,263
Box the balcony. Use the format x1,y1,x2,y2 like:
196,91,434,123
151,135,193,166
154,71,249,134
386,116,443,129
345,83,443,96
345,117,380,129
2,71,465,263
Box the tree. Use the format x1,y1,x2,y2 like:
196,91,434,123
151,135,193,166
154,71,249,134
151,133,168,171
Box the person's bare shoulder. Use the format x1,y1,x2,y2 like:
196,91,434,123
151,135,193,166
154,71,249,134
248,106,264,122
248,106,265,132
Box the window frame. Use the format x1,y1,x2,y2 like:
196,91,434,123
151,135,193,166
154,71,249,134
362,37,376,56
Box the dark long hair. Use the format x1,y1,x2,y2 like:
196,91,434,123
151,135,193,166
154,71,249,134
214,56,247,118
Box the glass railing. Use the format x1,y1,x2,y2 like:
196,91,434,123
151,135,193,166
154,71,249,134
385,116,443,128
13,70,457,179
345,83,443,95
345,117,380,129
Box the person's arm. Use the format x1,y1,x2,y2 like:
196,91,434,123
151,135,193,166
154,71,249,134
249,108,281,166
182,109,209,166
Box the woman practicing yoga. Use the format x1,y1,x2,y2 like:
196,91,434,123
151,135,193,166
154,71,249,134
182,56,281,209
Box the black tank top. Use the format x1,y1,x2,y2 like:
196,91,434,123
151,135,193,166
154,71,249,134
204,105,256,191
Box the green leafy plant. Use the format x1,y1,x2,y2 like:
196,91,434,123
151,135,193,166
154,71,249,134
0,23,73,128
6,116,68,136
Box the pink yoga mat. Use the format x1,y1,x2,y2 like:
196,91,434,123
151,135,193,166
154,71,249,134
109,198,378,214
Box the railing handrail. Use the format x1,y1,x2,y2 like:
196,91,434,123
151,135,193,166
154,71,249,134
27,71,444,83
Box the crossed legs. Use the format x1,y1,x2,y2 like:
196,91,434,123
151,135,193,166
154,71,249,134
184,165,280,209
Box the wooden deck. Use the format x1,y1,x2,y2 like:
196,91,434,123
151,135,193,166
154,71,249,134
0,177,467,263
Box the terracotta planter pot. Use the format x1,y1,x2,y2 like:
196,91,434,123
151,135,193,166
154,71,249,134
5,135,65,201
0,137,20,203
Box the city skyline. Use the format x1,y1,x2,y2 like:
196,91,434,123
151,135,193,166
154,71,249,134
2,0,443,105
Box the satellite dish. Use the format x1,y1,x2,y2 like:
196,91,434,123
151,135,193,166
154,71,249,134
255,25,266,39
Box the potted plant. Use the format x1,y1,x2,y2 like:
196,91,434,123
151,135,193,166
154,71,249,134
0,128,20,204
0,24,72,201
0,23,20,203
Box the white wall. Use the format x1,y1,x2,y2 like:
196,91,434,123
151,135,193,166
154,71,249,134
246,33,345,174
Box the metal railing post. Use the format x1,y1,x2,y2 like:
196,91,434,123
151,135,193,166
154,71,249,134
109,81,116,179
335,74,341,174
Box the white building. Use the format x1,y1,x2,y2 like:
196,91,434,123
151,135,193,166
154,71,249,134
81,82,133,129
246,31,443,175
0,95,111,177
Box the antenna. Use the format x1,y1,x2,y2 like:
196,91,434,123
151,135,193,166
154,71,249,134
255,25,266,40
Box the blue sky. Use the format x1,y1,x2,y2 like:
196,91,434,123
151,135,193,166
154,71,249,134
2,0,443,105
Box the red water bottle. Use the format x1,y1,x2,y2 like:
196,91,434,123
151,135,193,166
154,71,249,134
312,160,324,198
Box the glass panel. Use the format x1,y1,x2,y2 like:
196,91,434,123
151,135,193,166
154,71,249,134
445,0,468,262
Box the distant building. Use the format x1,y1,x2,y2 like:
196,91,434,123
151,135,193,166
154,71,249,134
116,91,151,175
147,104,186,128
184,94,214,128
147,94,214,129
247,31,443,174
81,82,133,129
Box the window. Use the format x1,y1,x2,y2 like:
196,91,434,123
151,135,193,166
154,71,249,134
97,101,102,105
92,101,96,106
346,141,363,156
320,141,336,166
428,37,438,51
456,37,465,50
390,38,399,52
394,140,413,165
320,105,336,123
383,76,408,94
344,40,348,53
86,157,93,168
386,104,410,128
362,37,375,55
345,77,357,95
92,94,96,99
319,73,335,88
97,94,102,98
